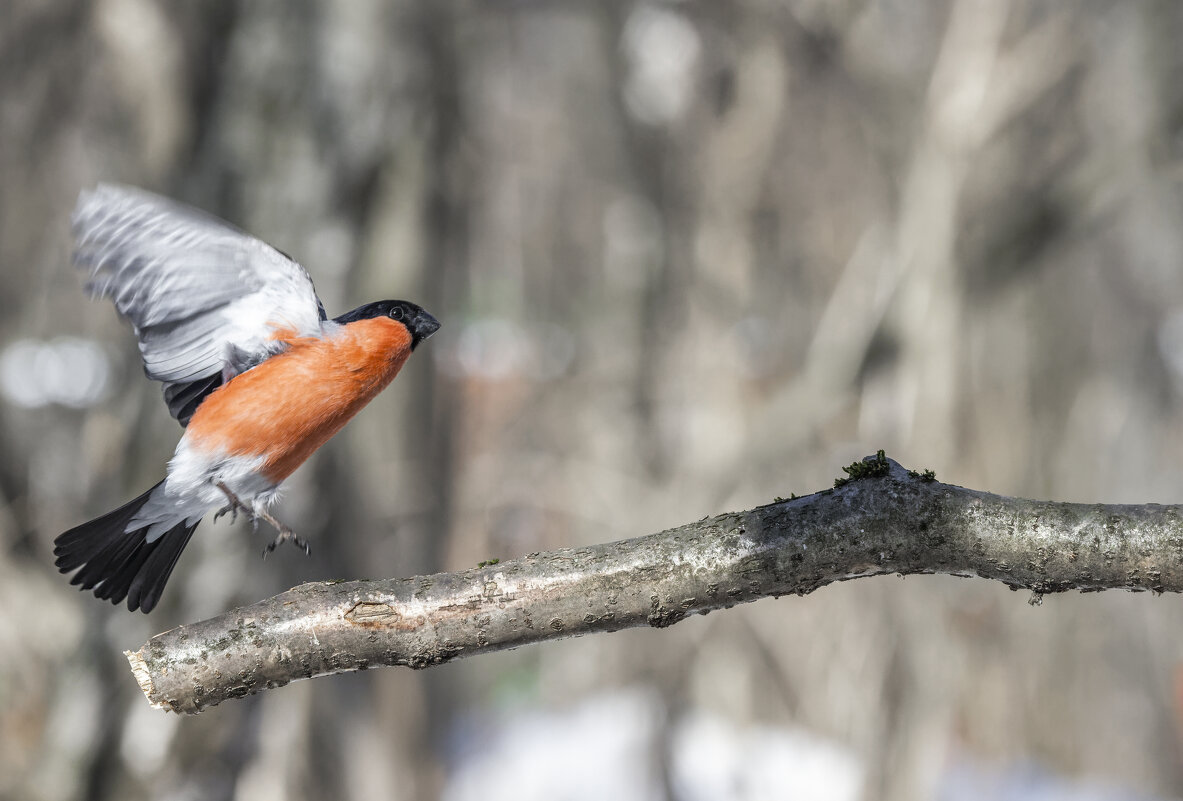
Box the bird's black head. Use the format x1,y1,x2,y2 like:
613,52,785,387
333,300,441,349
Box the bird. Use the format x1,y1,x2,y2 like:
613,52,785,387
53,184,440,613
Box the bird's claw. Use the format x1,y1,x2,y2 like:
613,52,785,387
255,506,310,559
214,482,249,524
262,527,311,559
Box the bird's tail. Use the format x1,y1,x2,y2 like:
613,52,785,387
54,480,198,613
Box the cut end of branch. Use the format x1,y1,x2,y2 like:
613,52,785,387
125,648,172,712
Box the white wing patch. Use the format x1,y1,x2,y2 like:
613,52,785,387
72,185,326,423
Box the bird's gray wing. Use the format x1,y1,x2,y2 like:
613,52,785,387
73,184,327,425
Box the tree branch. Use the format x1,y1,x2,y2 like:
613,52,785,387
126,455,1183,713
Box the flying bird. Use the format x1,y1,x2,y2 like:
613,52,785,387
53,185,439,613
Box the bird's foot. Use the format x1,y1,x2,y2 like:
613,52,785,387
215,482,310,557
255,507,311,558
214,482,251,524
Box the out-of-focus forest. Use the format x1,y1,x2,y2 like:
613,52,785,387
5,1,1183,799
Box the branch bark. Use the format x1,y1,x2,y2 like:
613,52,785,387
126,455,1183,713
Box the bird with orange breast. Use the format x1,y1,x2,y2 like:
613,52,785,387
53,185,440,613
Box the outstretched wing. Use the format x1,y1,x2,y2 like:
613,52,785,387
73,184,327,425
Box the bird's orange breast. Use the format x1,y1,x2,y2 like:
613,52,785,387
186,317,414,482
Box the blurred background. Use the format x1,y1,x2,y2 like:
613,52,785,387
5,0,1183,799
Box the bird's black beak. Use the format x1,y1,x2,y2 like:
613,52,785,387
409,308,441,350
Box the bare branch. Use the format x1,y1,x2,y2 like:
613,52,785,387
126,456,1183,713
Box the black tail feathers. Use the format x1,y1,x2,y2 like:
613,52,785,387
54,481,198,613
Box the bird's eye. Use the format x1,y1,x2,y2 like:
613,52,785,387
389,306,405,321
